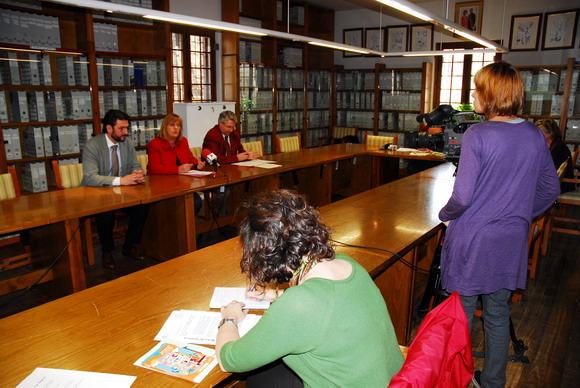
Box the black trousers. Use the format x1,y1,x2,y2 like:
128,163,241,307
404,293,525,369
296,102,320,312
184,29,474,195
246,361,303,388
194,192,202,214
95,204,149,253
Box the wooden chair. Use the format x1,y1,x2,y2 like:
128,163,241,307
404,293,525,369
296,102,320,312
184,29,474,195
364,133,399,149
190,146,202,161
527,210,549,279
571,148,579,178
540,160,569,257
0,166,19,200
275,133,301,153
318,126,358,147
51,160,95,266
0,166,34,295
552,158,580,236
241,138,265,157
137,154,148,175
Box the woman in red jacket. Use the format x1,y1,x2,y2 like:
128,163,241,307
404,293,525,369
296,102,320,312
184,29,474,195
147,113,206,212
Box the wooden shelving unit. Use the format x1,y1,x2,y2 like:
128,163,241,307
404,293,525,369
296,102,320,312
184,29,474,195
0,0,171,192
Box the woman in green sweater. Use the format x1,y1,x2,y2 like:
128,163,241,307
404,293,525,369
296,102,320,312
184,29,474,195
216,189,404,387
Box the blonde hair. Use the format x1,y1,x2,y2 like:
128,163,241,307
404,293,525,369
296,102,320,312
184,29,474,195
158,113,183,142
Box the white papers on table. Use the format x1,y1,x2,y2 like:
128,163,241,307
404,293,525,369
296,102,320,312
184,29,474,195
231,159,282,169
154,310,261,345
394,148,417,152
210,287,270,310
16,368,136,388
179,170,214,177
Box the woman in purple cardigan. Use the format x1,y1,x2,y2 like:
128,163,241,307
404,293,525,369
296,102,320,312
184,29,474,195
438,62,560,388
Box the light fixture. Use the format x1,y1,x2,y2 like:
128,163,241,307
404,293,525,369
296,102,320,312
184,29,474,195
403,49,496,57
375,0,507,53
45,0,508,57
375,0,433,22
143,14,267,36
308,41,369,55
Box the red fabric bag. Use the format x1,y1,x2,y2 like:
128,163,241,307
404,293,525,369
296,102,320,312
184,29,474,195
389,291,473,387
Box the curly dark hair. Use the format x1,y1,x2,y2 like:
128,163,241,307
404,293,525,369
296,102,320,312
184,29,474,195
239,189,335,286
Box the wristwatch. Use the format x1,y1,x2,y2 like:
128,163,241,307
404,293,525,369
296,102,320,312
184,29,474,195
218,318,237,329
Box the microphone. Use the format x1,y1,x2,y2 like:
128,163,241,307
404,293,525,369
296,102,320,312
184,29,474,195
201,149,219,173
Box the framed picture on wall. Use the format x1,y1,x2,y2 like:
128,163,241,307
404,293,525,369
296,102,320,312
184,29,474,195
410,24,433,51
455,1,484,34
509,13,542,51
542,9,579,50
386,25,408,52
365,27,383,52
343,28,364,57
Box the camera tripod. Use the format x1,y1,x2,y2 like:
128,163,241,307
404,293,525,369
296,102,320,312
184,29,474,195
417,230,530,364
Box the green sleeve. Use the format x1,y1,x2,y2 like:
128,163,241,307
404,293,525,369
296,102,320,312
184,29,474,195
220,285,332,372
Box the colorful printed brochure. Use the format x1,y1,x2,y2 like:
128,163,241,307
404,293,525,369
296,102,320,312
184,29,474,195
134,342,217,383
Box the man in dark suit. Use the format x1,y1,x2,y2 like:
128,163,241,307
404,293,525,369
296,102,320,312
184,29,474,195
81,109,148,269
202,110,259,164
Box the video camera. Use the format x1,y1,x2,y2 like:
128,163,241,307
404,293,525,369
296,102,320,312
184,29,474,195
405,105,482,162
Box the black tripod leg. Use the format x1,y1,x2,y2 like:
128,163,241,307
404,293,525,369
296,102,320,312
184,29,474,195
508,316,530,363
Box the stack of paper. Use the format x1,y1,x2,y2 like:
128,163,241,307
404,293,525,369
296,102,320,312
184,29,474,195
231,159,282,169
154,310,261,345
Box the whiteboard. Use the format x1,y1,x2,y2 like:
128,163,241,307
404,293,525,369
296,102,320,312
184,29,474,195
173,102,236,147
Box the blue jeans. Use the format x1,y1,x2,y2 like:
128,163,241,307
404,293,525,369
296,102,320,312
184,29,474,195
460,288,511,388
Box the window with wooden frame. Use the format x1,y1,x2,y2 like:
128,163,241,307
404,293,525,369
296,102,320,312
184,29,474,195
171,27,216,102
435,43,499,109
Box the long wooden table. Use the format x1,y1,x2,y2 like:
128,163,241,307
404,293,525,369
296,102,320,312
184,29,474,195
0,144,445,293
0,163,455,387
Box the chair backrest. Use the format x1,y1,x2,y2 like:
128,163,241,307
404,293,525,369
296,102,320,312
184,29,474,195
137,154,148,174
276,133,301,153
190,146,202,161
52,160,84,189
572,148,579,170
333,126,357,139
365,133,399,149
557,160,568,181
241,138,265,157
0,166,19,200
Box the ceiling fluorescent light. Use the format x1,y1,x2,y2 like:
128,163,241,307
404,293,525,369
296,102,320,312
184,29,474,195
375,0,507,53
403,49,496,57
309,41,369,54
451,29,497,49
143,15,266,36
375,0,432,22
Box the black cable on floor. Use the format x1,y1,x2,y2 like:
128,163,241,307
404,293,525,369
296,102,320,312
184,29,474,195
0,222,81,312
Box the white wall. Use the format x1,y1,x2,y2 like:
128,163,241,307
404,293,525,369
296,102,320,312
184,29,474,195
169,0,221,20
335,0,580,69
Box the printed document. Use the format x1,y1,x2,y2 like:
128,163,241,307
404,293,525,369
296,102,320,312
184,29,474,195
154,310,261,345
210,287,270,309
16,368,136,388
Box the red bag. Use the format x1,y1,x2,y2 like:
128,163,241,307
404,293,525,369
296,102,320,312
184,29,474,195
389,291,473,388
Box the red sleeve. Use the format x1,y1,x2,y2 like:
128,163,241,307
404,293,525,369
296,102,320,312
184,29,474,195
146,138,180,175
203,127,240,164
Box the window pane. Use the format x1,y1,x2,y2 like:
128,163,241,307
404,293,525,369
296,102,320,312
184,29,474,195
174,84,183,101
172,33,182,50
452,61,464,74
191,85,202,100
173,50,182,66
173,68,183,83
